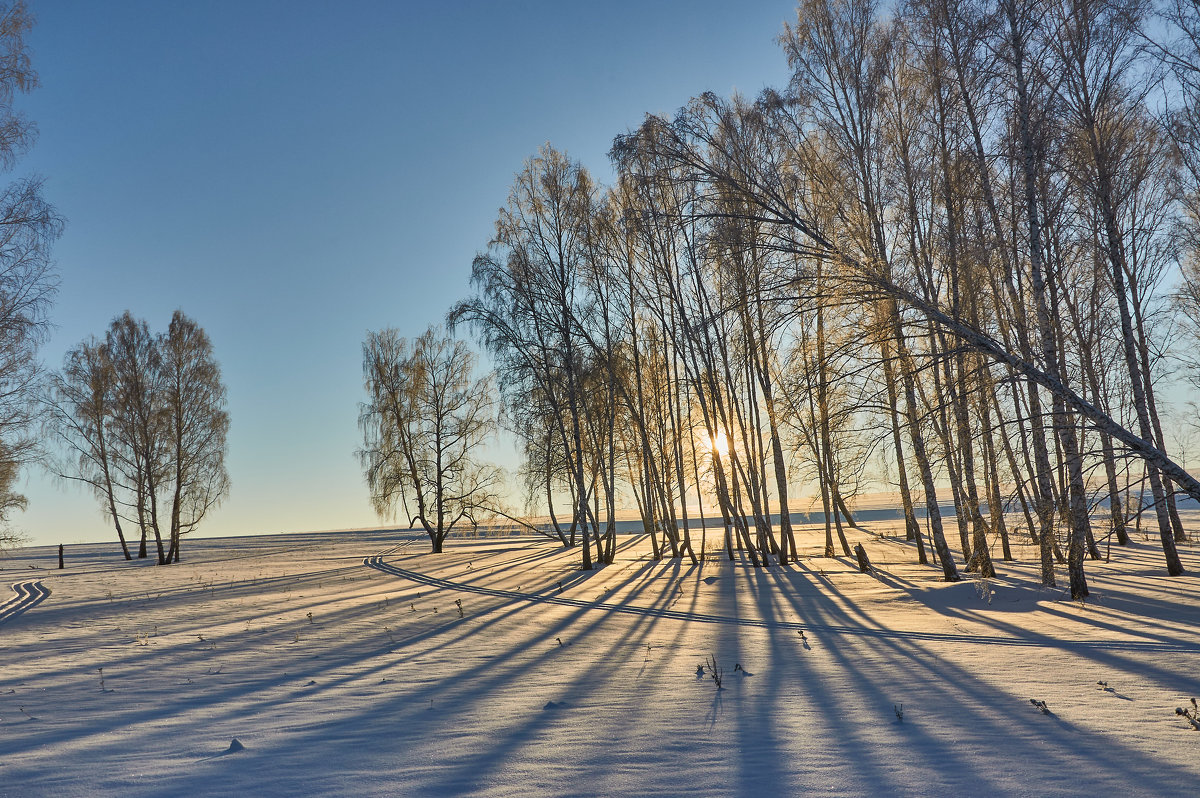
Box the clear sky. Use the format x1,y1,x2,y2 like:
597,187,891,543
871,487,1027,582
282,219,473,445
13,0,797,547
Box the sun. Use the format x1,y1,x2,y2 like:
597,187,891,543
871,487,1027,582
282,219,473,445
709,430,729,458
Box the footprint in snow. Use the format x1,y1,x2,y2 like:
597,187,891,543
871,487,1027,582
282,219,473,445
703,576,720,585
543,700,568,711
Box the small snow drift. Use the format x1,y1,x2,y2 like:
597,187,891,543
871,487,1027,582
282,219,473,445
224,738,244,755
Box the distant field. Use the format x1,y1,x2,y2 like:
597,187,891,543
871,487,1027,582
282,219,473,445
1,519,1198,797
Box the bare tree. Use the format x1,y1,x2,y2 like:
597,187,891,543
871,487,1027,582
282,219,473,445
48,312,228,563
432,0,1200,591
452,146,610,568
45,339,130,558
159,310,229,563
106,312,166,560
1048,0,1183,576
0,1,61,551
360,325,500,553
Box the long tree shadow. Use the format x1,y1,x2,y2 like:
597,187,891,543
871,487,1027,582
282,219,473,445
7,534,1199,796
757,557,1200,794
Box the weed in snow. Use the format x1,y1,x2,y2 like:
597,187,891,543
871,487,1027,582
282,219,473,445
705,654,724,690
1030,698,1050,714
1176,698,1200,731
974,571,994,604
894,704,904,723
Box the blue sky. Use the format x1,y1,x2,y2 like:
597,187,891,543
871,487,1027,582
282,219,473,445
15,0,796,547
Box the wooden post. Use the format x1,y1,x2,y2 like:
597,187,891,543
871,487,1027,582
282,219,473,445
58,543,64,569
854,543,872,574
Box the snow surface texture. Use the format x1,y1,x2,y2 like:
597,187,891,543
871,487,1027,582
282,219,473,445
1,519,1198,797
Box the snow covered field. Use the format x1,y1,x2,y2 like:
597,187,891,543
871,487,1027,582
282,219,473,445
2,519,1198,797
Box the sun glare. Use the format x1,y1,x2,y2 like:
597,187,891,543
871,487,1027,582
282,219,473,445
709,430,729,457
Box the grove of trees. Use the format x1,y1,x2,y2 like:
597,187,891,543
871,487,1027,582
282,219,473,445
407,0,1200,600
0,4,238,562
47,311,230,564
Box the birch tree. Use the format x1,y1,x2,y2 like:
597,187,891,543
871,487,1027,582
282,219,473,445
46,339,130,559
48,312,229,564
360,325,500,554
159,311,230,563
0,0,61,550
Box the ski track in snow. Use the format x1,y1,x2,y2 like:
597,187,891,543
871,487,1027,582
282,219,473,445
0,580,50,625
363,552,1200,653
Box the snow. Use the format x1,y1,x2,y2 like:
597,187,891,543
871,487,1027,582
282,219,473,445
1,517,1198,797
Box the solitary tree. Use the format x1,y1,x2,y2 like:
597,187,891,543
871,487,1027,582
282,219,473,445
359,325,500,553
